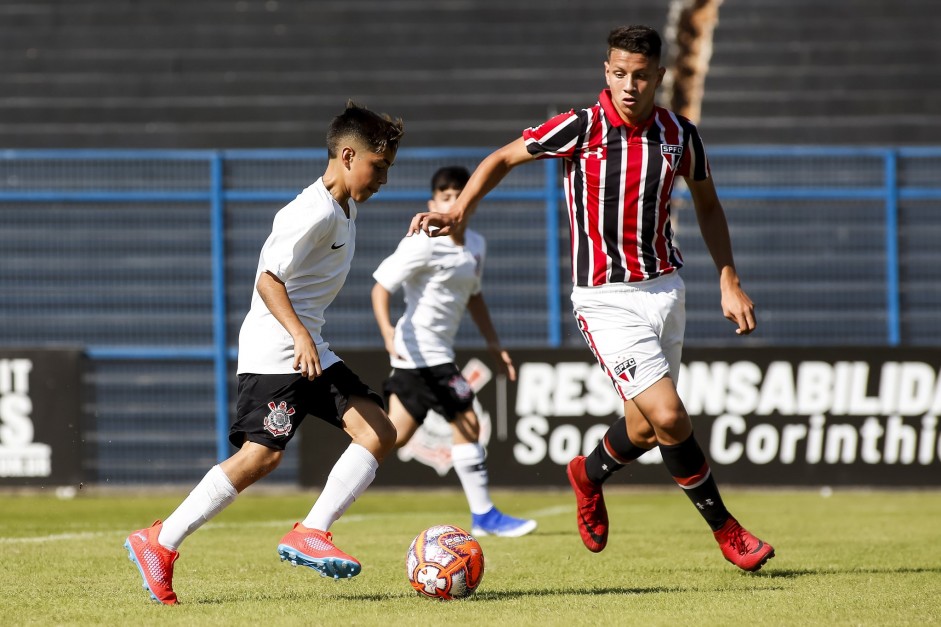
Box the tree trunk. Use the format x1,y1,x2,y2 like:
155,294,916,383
662,0,723,124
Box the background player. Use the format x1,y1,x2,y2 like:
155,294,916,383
124,101,404,604
408,25,774,572
372,165,536,538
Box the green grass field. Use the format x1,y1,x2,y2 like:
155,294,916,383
2,487,939,626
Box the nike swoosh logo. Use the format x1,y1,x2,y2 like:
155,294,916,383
331,242,346,250
579,512,605,546
749,540,765,554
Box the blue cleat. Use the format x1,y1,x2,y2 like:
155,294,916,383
470,507,537,538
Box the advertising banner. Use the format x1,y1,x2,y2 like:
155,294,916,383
0,349,85,486
299,348,941,487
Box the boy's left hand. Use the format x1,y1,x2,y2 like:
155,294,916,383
721,286,756,335
490,347,517,382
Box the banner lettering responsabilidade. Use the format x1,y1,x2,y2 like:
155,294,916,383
300,348,941,487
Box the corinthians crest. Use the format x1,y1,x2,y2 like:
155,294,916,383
264,400,295,437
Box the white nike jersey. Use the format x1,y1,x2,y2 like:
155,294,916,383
237,178,356,374
373,229,485,368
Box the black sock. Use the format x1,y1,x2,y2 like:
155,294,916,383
585,416,653,484
659,433,730,531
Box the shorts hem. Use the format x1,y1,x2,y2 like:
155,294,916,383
619,370,671,400
230,432,289,451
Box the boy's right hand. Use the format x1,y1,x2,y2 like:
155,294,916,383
292,334,322,380
408,210,458,237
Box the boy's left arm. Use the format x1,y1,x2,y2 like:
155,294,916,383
686,175,756,336
466,293,516,381
409,138,535,238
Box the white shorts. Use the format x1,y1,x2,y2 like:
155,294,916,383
571,272,686,401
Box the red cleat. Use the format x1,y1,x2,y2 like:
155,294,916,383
124,520,179,605
277,523,361,579
713,517,775,572
566,455,608,553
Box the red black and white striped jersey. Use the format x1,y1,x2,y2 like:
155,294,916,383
523,89,711,287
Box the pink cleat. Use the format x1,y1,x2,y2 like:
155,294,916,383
714,517,775,572
124,520,179,604
566,455,608,553
277,523,361,579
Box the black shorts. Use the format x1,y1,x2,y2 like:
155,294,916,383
383,363,475,423
231,362,384,451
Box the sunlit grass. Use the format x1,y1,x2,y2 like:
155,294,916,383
2,488,939,625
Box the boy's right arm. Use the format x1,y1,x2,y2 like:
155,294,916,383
370,283,401,359
257,271,322,379
408,137,535,237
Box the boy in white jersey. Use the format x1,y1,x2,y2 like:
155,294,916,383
124,101,404,605
371,166,536,538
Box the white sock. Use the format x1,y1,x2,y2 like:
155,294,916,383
302,443,379,531
452,443,493,515
158,464,238,551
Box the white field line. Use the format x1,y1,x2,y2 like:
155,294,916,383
0,531,112,544
525,504,571,518
0,505,570,545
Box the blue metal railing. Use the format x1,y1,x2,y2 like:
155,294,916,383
4,146,940,462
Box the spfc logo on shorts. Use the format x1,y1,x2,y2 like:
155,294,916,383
614,357,637,383
264,400,295,437
449,375,473,402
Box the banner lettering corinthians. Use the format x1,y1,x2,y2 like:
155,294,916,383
396,358,493,476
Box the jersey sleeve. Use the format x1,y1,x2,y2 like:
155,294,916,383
677,119,711,181
522,108,590,160
260,202,330,281
372,233,434,293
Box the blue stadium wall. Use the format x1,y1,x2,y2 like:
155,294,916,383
2,147,941,486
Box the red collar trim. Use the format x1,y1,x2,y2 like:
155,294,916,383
599,89,655,131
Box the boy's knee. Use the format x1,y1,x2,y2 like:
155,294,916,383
265,449,284,469
462,422,481,442
375,416,397,453
224,442,284,490
452,410,480,442
634,430,659,448
251,447,283,476
650,410,692,442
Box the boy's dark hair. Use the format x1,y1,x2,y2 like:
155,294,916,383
430,166,470,193
326,100,404,158
607,25,662,60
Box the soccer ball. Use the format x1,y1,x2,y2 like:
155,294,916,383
405,524,484,600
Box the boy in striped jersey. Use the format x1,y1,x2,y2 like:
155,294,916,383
409,25,774,572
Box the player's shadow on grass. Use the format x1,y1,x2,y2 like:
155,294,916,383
330,586,695,602
190,589,415,605
759,566,941,579
197,582,790,605
474,585,689,599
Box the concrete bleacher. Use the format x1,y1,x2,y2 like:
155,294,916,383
0,0,663,148
703,0,941,144
7,0,938,148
